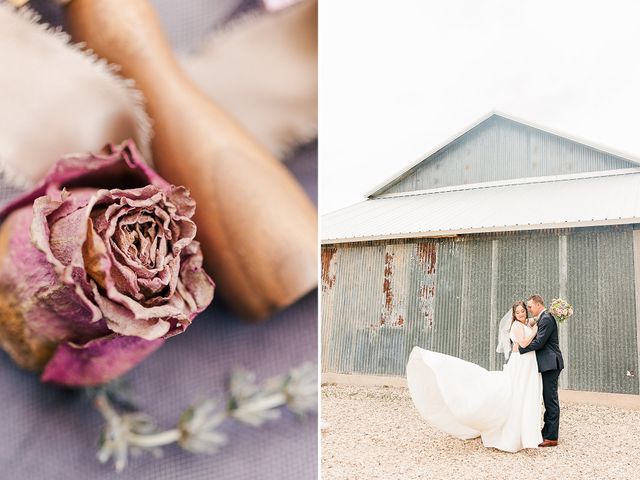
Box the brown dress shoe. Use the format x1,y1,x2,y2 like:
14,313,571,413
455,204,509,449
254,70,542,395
538,439,558,447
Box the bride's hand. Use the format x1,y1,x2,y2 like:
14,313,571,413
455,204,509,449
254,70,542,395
532,324,538,333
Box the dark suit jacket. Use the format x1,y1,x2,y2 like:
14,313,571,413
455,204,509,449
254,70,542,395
519,311,564,373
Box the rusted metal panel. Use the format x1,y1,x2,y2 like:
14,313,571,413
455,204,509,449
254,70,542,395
354,243,414,375
378,243,413,327
378,115,636,195
321,246,337,292
415,242,437,328
320,245,339,372
402,241,438,362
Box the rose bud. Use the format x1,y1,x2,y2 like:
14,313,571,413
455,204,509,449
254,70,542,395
0,140,214,387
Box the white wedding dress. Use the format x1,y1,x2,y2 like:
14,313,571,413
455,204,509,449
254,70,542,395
406,322,543,452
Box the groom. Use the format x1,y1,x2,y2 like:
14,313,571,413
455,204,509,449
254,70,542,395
519,294,564,447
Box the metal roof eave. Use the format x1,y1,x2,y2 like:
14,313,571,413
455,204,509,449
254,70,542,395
321,217,640,245
373,167,640,199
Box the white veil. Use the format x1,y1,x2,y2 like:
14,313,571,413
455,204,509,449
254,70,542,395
495,309,513,360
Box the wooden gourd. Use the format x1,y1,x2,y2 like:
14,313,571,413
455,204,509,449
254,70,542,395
66,0,318,320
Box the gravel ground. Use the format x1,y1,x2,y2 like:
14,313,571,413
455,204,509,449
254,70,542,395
321,384,640,480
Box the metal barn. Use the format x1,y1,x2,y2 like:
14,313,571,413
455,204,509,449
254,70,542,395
321,113,640,395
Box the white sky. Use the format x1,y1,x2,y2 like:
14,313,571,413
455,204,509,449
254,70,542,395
319,0,640,214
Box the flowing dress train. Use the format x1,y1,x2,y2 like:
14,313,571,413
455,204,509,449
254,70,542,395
406,323,543,452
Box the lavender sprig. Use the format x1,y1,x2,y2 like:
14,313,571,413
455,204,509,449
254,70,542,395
228,362,318,426
91,362,317,472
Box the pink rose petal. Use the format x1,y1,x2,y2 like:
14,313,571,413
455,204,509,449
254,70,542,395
41,335,164,387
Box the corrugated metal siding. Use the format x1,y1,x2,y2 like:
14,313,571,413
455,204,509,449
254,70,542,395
461,240,494,369
327,242,385,374
405,241,438,359
321,227,640,395
566,230,639,394
320,246,338,372
379,116,637,195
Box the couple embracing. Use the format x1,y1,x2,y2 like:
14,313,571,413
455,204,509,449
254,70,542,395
406,294,564,452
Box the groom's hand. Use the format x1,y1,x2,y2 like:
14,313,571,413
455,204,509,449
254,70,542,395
520,316,551,353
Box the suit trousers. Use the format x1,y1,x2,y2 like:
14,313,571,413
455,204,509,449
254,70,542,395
541,369,561,440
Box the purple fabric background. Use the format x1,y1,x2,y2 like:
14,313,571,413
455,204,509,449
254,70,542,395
0,1,317,478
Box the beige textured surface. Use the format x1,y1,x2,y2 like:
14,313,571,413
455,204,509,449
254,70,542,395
321,373,640,409
321,384,640,480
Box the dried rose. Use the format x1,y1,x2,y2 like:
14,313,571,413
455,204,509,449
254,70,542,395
0,140,214,387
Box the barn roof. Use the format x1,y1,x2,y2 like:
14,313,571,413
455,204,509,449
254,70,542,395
321,168,640,244
365,111,640,198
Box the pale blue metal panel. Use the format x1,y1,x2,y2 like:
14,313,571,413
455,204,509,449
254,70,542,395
431,239,463,358
378,115,636,195
567,229,639,394
457,238,494,369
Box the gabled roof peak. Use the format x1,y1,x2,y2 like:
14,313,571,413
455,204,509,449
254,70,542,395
365,111,640,198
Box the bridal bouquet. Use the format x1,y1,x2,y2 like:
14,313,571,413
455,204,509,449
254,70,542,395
550,298,574,323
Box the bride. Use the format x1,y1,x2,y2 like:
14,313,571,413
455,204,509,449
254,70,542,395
406,301,543,452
